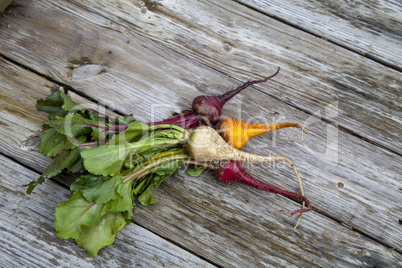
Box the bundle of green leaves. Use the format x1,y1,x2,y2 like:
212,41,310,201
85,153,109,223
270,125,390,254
28,91,206,256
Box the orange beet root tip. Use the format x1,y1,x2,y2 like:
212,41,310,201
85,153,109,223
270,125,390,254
220,118,307,149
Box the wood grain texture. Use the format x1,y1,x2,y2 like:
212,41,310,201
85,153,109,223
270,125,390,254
0,155,215,267
0,42,401,266
0,0,401,266
238,0,402,70
0,0,400,156
0,0,397,250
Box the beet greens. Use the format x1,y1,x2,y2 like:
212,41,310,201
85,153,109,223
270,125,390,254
29,68,311,256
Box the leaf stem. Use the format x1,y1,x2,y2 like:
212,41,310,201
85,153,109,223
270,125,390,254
122,154,191,184
148,123,188,135
121,149,184,176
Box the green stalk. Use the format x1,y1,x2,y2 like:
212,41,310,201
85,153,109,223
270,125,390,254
148,124,190,141
125,136,184,151
148,124,187,133
143,149,184,165
122,154,190,183
121,149,184,176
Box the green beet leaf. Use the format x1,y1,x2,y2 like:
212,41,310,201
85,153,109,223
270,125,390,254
151,160,183,176
152,161,182,187
90,127,108,142
46,113,102,138
80,134,182,176
186,166,206,177
54,191,105,240
133,160,184,206
132,175,152,195
90,116,115,142
113,114,138,125
70,174,110,194
123,153,144,169
55,180,133,240
36,91,70,119
121,211,134,225
135,173,171,206
42,147,82,178
138,184,155,206
104,181,134,218
60,91,84,112
76,212,127,257
55,179,134,256
36,91,85,119
81,175,123,204
24,176,45,194
67,156,86,174
39,128,85,157
25,147,82,194
81,143,137,176
107,121,148,145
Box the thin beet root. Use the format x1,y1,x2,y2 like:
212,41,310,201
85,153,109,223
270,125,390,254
192,67,280,126
216,161,311,216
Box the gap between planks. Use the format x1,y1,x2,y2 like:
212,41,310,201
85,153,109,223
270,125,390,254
1,51,399,160
1,53,400,264
233,0,402,72
0,150,221,267
0,57,398,255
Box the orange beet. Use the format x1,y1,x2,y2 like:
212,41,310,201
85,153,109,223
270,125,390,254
220,118,307,149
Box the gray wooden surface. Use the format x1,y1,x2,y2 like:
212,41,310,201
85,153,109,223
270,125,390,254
0,0,401,267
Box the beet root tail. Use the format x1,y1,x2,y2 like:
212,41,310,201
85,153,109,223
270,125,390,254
216,161,311,228
219,67,280,104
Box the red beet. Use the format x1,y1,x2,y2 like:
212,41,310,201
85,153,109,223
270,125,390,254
148,68,280,128
193,67,280,125
216,161,311,216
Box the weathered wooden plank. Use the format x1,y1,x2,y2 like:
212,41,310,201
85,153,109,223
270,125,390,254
1,41,401,266
0,155,216,267
0,0,394,251
238,0,402,70
134,170,402,267
0,0,400,157
43,0,401,155
0,53,122,175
